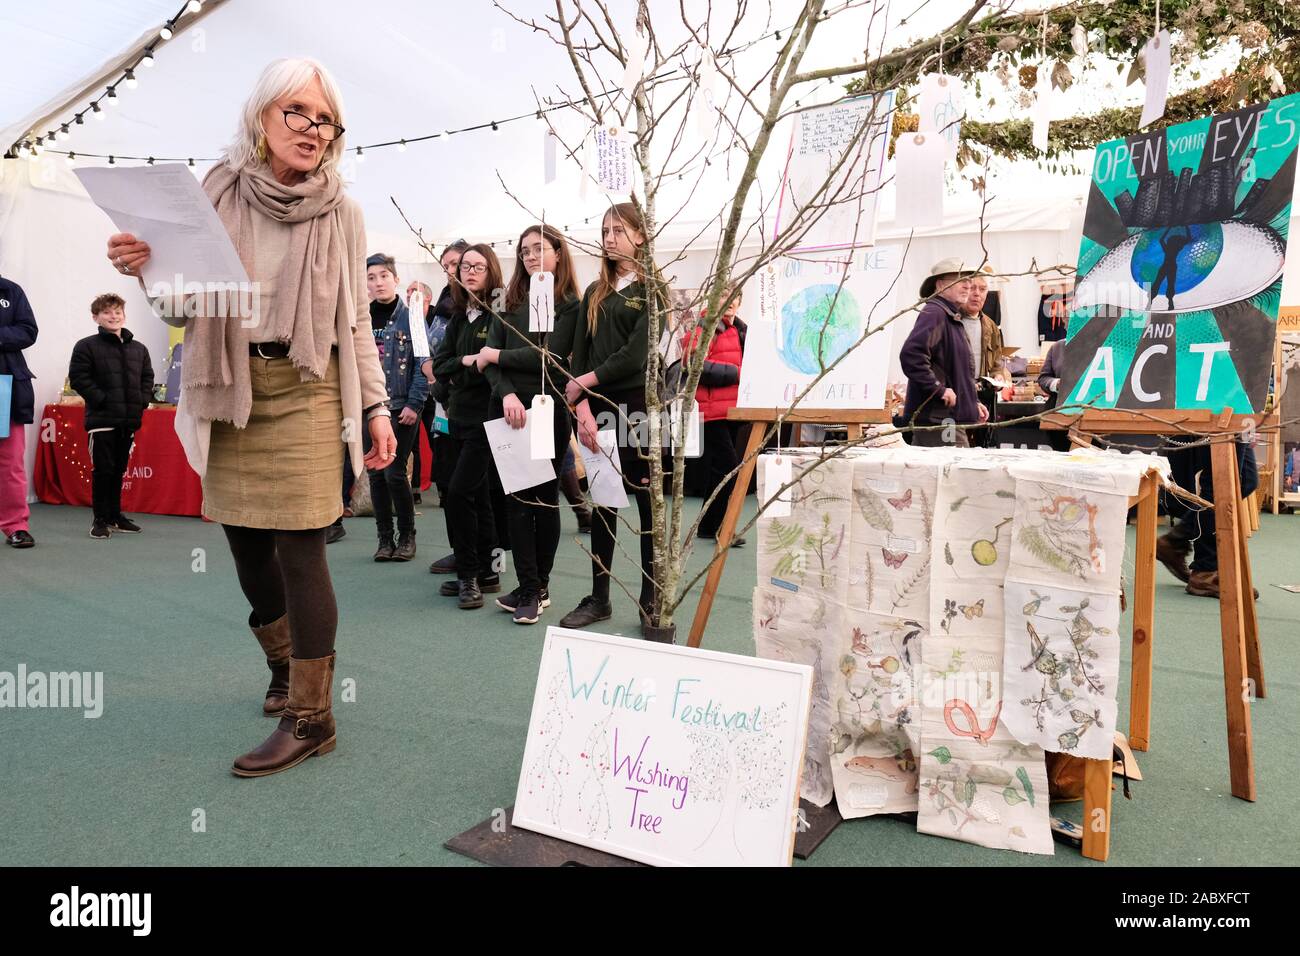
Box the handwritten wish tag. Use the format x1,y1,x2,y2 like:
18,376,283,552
593,125,632,193
1139,30,1171,128
408,291,430,359
530,395,555,460
917,73,965,162
529,271,555,332
672,400,703,458
763,455,793,518
893,133,945,229
581,431,629,508
756,263,778,323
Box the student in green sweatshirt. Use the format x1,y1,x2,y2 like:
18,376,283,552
474,225,582,625
552,203,662,634
429,244,503,610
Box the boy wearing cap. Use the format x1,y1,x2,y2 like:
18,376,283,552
899,258,988,447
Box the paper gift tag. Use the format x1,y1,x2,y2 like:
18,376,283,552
529,394,555,460
1139,30,1171,128
1032,64,1053,153
622,27,649,103
433,401,449,435
756,263,778,323
693,45,720,137
408,291,430,359
672,400,702,458
763,454,793,517
529,271,555,332
543,130,557,185
917,73,965,162
893,133,945,229
593,125,632,193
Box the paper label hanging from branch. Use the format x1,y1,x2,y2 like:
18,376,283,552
1032,63,1053,154
543,130,557,184
671,400,703,458
756,263,779,323
621,27,649,103
530,395,555,461
408,290,430,359
693,44,720,138
917,73,966,162
893,133,946,229
529,271,555,332
592,125,632,194
761,454,793,518
1139,30,1171,128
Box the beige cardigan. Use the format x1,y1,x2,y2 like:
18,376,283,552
155,195,387,477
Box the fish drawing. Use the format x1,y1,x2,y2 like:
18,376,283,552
843,751,919,794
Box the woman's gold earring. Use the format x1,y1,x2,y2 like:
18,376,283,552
255,137,268,163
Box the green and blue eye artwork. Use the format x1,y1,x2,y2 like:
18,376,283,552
1058,94,1299,414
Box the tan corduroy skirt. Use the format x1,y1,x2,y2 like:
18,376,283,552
203,352,344,530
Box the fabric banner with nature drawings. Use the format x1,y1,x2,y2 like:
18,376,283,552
846,448,942,623
753,586,840,807
829,607,924,818
756,453,854,604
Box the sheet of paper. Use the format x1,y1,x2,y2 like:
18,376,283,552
1139,30,1171,128
484,416,557,495
893,133,946,229
917,73,965,162
530,395,555,460
580,430,629,508
529,271,555,332
408,291,429,359
75,163,249,291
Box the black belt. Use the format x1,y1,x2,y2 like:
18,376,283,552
249,341,291,358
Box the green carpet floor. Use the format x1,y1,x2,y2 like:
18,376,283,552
2,500,1296,866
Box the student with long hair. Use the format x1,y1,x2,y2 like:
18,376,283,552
474,225,581,624
429,244,503,609
424,240,468,575
553,203,661,633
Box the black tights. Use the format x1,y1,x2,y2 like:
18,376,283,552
223,524,337,659
591,489,655,607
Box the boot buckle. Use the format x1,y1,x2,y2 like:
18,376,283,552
293,717,311,739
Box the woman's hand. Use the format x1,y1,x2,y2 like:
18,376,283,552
475,347,500,373
398,406,419,426
461,352,479,368
421,359,434,382
503,393,527,430
363,415,398,471
566,372,596,405
576,405,600,453
108,232,151,277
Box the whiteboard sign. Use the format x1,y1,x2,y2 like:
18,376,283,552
773,92,895,252
513,627,813,867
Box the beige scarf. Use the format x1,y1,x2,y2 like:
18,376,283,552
181,161,349,426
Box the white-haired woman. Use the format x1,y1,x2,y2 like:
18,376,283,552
106,58,396,777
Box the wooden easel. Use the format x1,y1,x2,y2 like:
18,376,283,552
687,407,892,649
1049,409,1265,835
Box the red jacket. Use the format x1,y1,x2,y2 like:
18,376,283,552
682,317,745,422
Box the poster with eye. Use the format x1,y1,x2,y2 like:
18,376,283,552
738,245,899,410
1059,94,1300,413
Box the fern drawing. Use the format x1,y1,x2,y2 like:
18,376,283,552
890,555,932,611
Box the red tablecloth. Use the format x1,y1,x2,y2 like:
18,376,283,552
33,403,204,516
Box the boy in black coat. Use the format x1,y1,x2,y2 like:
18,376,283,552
68,294,154,538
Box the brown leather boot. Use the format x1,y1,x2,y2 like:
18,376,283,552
249,613,291,717
231,654,337,777
1186,570,1219,597
1156,533,1192,584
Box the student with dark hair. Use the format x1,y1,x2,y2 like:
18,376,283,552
68,294,155,539
475,225,582,624
426,240,469,576
0,272,38,549
553,204,662,635
429,244,504,609
364,253,427,561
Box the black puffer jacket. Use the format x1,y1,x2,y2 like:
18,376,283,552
69,328,155,430
0,276,38,425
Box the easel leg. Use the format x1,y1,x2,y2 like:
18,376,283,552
1082,757,1112,862
1129,475,1157,752
688,423,763,649
1210,439,1256,801
1236,468,1266,699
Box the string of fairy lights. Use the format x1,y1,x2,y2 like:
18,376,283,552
5,0,929,250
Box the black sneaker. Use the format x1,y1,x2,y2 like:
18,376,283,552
325,522,347,544
6,530,36,548
458,579,484,609
497,587,551,613
90,520,112,540
373,536,396,562
392,531,417,561
412,492,423,505
110,515,142,534
440,574,502,596
559,595,613,628
428,552,457,574
513,593,542,625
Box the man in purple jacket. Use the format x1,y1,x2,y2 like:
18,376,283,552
899,258,988,447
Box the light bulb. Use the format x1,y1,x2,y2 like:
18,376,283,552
159,25,173,40
491,121,501,135
438,130,449,142
58,125,70,141
397,139,407,152
106,88,119,107
187,0,202,13
355,147,365,162
66,152,76,166
124,70,138,90
93,103,105,120
141,52,155,68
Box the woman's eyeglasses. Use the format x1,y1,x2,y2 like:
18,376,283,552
460,263,488,275
282,110,345,141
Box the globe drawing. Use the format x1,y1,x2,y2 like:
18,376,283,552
777,284,863,374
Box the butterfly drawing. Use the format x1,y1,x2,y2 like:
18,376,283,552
887,488,913,511
881,548,909,569
959,598,985,620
